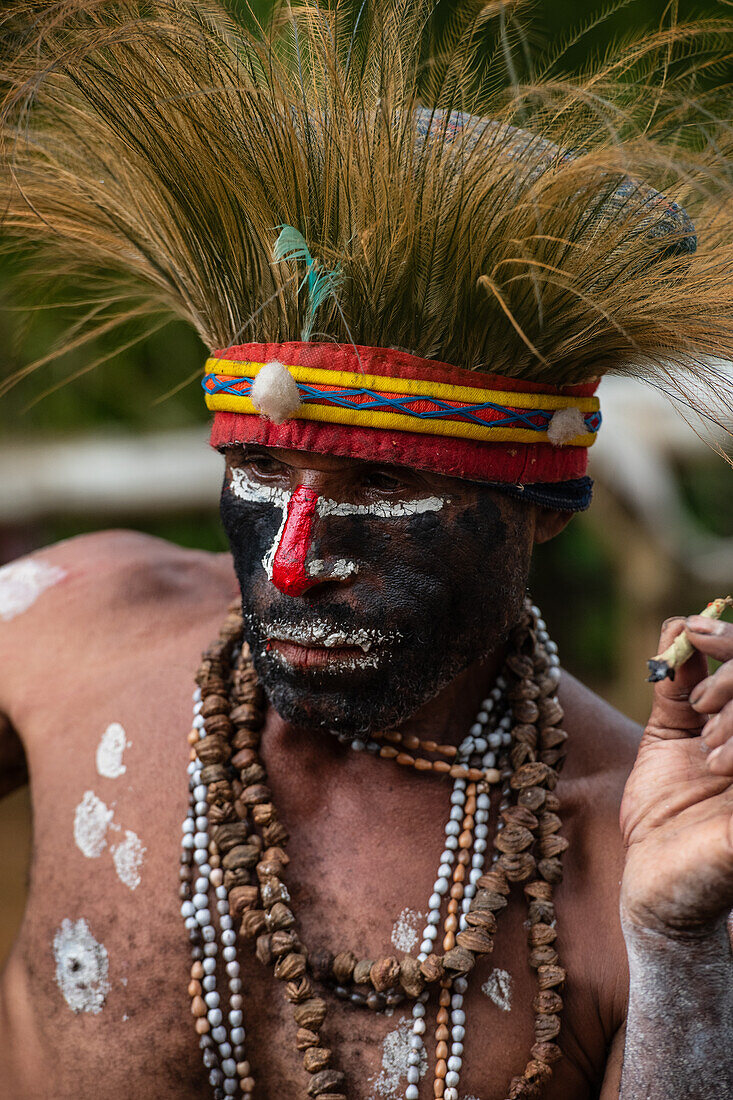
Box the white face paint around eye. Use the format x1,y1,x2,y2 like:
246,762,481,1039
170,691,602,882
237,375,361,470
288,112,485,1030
228,467,449,581
318,495,448,518
0,557,66,622
228,468,448,518
53,917,110,1015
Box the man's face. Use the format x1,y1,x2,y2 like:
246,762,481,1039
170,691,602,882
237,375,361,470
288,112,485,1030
219,445,538,737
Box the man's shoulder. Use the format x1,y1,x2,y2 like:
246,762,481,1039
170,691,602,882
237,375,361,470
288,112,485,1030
0,528,237,680
1,527,234,605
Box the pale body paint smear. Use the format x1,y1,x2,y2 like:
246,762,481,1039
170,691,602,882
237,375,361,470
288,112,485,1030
0,557,66,621
482,967,513,1013
391,908,424,953
307,558,359,580
74,791,114,858
53,918,110,1014
111,829,146,890
256,615,403,671
229,470,448,581
96,722,130,779
369,1018,428,1099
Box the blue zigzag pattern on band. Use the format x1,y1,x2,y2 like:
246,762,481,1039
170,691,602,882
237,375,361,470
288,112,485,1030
203,374,602,434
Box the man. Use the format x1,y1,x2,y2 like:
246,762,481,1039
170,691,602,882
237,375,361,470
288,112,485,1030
0,2,732,1098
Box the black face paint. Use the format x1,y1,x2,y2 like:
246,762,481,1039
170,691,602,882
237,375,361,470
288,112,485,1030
220,468,534,738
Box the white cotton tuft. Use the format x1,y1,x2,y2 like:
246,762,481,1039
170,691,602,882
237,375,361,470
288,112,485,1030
546,406,587,445
250,360,302,424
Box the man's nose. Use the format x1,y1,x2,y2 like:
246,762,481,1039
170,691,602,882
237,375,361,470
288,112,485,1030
271,485,357,596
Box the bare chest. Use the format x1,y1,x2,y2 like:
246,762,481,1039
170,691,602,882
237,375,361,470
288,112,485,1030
1,635,620,1100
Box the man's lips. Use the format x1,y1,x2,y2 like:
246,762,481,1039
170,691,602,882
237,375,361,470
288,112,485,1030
269,638,376,669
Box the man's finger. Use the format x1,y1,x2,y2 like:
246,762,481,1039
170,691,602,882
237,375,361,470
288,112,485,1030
646,618,708,740
701,699,733,750
706,705,733,774
690,659,733,715
685,616,733,664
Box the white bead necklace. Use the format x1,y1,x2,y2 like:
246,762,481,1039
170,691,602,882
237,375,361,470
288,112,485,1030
406,673,515,1100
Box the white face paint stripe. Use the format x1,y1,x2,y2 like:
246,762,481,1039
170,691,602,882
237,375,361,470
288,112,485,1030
318,495,448,518
228,468,448,581
229,469,449,518
262,504,287,582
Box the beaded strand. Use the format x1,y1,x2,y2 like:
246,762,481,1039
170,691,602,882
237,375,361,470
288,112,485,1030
181,597,569,1100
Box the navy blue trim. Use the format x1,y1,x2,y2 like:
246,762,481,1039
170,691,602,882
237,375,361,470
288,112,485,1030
490,476,594,513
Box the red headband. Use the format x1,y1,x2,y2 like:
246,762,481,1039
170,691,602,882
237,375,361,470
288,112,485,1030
205,342,600,485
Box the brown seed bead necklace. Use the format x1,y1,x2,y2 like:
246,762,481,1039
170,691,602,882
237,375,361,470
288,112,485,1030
180,598,569,1100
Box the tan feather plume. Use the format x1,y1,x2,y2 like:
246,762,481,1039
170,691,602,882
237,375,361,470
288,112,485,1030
2,0,733,433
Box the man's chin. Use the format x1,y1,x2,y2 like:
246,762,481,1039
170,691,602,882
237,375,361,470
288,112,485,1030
252,656,420,738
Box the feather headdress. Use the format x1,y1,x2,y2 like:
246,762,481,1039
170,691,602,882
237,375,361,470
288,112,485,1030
2,0,733,495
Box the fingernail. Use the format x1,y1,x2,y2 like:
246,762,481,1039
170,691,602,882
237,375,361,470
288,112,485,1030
686,616,722,635
701,716,719,740
689,684,705,706
706,745,723,766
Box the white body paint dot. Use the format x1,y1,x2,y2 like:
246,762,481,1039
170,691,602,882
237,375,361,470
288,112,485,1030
0,558,66,621
369,1019,428,1099
96,722,129,779
111,829,146,891
74,791,113,858
482,967,513,1012
391,908,424,953
53,918,110,1014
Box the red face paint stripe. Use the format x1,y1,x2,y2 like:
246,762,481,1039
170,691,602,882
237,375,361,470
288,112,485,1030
271,486,320,596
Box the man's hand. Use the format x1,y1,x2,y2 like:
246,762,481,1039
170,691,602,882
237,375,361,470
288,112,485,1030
620,614,733,934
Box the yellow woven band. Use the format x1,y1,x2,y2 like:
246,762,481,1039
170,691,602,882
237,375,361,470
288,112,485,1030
203,358,600,447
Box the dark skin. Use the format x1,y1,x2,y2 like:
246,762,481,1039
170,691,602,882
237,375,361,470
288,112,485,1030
220,445,537,737
0,446,730,1099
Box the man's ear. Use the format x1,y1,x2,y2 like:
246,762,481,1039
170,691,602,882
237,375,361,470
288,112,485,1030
533,507,574,545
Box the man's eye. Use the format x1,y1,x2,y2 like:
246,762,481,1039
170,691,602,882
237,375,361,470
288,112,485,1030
243,453,284,477
361,469,406,493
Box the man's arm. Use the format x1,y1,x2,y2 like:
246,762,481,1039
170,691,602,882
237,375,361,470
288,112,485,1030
613,615,733,1098
0,711,27,799
618,917,733,1099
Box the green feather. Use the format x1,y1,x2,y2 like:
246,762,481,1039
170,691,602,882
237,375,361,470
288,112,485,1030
273,226,343,341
